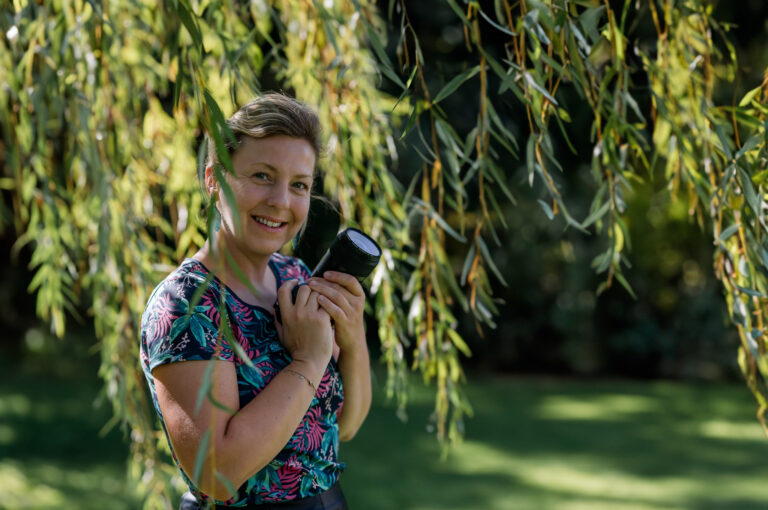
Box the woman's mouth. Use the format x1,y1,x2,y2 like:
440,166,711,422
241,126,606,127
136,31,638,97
252,215,287,230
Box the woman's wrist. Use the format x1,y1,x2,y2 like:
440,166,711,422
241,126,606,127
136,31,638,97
289,358,327,387
337,327,367,354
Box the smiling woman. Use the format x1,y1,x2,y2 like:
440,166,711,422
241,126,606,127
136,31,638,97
139,94,372,509
209,135,316,275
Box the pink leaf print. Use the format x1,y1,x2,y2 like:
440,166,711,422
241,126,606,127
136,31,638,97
272,455,304,498
291,406,325,452
153,292,180,338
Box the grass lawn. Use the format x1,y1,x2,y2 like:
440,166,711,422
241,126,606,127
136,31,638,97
342,375,768,509
2,352,767,509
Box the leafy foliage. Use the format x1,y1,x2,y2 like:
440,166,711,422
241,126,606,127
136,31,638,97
2,0,768,506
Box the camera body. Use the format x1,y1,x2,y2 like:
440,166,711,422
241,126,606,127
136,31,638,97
274,228,381,324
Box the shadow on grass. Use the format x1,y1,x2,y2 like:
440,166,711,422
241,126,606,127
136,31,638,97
0,348,138,510
341,375,768,510
3,345,767,510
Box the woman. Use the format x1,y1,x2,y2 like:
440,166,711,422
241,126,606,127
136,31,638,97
139,93,371,509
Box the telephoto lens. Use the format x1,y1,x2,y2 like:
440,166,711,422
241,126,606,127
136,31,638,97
311,228,381,281
274,228,381,324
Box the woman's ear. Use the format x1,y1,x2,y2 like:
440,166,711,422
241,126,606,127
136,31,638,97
204,164,217,195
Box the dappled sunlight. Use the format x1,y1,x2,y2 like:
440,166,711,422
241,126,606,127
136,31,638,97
0,462,65,509
698,420,767,441
342,376,768,509
0,459,133,509
0,393,32,417
534,394,658,421
451,441,693,507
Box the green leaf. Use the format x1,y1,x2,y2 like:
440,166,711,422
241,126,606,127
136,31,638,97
537,199,554,220
460,244,477,285
446,328,472,357
735,134,762,161
487,100,519,154
228,334,256,369
478,8,516,37
433,66,481,105
736,285,767,298
524,71,558,105
739,85,762,107
215,471,238,499
363,21,405,89
177,0,203,50
206,389,238,415
581,200,610,229
193,428,211,485
224,250,259,296
526,135,536,187
738,166,759,216
614,271,637,299
477,236,508,287
444,0,470,26
195,361,216,415
718,223,740,243
579,5,606,42
392,66,419,112
399,104,419,141
415,198,466,243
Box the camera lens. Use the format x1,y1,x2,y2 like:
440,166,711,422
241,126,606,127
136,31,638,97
347,229,380,256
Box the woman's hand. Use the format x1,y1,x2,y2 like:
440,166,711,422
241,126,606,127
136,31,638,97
308,271,366,353
276,280,334,371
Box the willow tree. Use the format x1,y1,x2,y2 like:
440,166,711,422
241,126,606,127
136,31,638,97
2,0,767,506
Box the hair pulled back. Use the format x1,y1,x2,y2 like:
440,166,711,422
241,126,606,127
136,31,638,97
200,93,324,205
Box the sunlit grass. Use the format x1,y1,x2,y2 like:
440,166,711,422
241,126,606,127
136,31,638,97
0,352,139,510
341,376,768,510
2,354,767,509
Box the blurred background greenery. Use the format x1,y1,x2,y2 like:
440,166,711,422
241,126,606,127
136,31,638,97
2,0,768,508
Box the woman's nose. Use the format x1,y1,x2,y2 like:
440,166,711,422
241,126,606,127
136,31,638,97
266,183,290,207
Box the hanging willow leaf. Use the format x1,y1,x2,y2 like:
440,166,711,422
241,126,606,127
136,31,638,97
193,428,212,486
432,66,481,105
5,2,768,505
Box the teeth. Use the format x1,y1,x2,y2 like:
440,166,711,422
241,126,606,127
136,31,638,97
253,216,283,228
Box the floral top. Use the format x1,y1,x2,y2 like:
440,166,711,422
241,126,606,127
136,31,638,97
139,254,345,506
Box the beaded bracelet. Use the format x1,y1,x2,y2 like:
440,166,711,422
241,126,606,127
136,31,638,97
285,368,317,394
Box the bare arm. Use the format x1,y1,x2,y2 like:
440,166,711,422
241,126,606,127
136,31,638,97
308,271,372,440
335,337,371,440
153,281,333,501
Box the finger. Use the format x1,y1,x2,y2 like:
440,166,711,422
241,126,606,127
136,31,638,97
317,294,346,323
308,279,352,310
294,282,311,307
277,280,299,310
320,271,365,297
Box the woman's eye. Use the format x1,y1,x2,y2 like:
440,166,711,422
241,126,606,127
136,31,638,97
293,182,309,190
252,172,270,181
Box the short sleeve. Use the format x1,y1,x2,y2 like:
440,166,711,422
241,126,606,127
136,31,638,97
140,275,234,373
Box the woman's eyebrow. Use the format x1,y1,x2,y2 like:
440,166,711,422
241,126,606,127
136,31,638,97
247,162,276,172
248,162,312,180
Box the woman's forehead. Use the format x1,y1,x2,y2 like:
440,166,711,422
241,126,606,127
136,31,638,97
234,135,316,176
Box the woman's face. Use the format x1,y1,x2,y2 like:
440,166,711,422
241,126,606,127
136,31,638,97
212,135,315,262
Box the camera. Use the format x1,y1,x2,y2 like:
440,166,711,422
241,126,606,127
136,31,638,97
274,228,381,324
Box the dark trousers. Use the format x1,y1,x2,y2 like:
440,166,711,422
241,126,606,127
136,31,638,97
179,483,348,510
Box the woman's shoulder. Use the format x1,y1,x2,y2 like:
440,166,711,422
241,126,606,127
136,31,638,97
144,259,220,310
140,258,232,370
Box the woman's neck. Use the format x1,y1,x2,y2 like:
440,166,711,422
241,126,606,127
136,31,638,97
193,235,274,303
